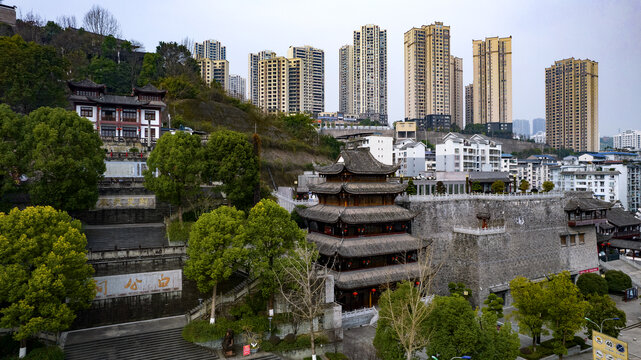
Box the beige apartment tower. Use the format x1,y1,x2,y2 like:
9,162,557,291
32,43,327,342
257,57,302,114
404,22,451,120
339,44,354,114
465,83,473,126
198,58,229,91
472,36,512,125
449,56,464,128
545,58,598,152
248,50,276,105
287,45,325,114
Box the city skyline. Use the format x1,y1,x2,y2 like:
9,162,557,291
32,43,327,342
17,0,641,135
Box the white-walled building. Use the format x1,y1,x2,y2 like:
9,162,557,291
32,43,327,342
229,74,246,101
515,155,557,190
613,130,641,151
501,154,518,178
394,140,426,177
435,133,502,172
551,164,627,207
531,131,546,144
359,135,394,165
68,80,165,143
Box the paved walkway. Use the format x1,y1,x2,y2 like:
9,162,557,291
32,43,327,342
601,259,641,288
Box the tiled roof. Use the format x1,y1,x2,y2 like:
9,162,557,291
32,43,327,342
332,262,422,289
308,232,424,257
309,182,407,195
134,84,167,95
315,148,399,175
68,79,106,90
607,208,641,227
297,204,415,224
87,95,150,106
564,197,613,211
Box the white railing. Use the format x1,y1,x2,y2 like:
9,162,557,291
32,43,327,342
453,226,506,235
87,246,186,261
273,191,318,212
406,192,562,202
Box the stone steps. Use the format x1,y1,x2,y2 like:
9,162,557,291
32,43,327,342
64,328,216,360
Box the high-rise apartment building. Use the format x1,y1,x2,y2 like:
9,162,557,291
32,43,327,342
338,44,354,114
405,22,451,120
198,59,229,91
545,58,598,152
532,118,546,134
449,56,464,129
287,45,324,114
193,39,226,60
248,50,276,105
257,57,302,114
465,83,473,126
229,74,246,101
512,119,531,138
472,36,512,125
613,130,641,151
341,24,387,122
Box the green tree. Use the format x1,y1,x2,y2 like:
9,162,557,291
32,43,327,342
0,35,68,113
204,130,260,212
584,294,626,339
448,282,472,300
0,105,23,200
604,270,632,293
576,273,608,296
158,75,199,100
280,113,316,142
476,311,520,360
406,178,417,195
510,276,549,351
545,272,589,359
184,206,248,324
436,181,446,194
483,293,504,318
22,107,105,211
374,282,431,360
0,206,95,357
471,181,482,193
87,56,131,94
144,131,204,223
542,181,555,192
424,296,478,359
519,179,530,193
138,52,161,85
491,180,505,194
244,199,305,308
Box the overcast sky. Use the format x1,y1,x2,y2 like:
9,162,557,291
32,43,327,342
17,0,641,136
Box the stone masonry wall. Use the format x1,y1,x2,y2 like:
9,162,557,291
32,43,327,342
403,194,599,305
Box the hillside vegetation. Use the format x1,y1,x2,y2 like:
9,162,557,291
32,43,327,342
0,8,337,187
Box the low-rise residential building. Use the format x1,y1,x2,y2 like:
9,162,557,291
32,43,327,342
531,131,546,144
551,164,627,207
425,149,436,172
359,135,394,165
395,121,417,140
393,140,426,177
501,154,518,178
68,80,166,144
435,133,502,172
515,155,557,191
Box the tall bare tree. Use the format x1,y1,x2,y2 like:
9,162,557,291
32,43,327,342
56,15,77,29
82,5,121,37
276,242,329,360
375,244,440,360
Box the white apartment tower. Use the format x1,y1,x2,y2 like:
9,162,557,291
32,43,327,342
346,24,388,122
229,74,246,101
613,130,641,151
193,39,226,61
404,22,451,120
287,45,325,114
248,50,276,105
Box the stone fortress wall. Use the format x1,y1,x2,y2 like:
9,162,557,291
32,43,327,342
400,193,599,305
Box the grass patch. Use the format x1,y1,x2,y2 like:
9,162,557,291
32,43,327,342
182,316,269,344
326,352,349,360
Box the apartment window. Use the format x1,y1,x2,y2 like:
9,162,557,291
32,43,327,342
80,106,93,117
144,110,156,121
122,109,137,122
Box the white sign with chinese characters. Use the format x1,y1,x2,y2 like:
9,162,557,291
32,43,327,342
93,270,182,300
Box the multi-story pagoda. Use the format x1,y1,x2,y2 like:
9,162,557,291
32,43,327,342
297,148,423,311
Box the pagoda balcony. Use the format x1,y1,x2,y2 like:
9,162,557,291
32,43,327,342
568,218,608,227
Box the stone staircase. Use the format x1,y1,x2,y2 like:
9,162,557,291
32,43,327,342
64,328,216,360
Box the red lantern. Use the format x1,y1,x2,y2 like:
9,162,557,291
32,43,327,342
352,292,358,296
371,288,376,293
415,281,420,286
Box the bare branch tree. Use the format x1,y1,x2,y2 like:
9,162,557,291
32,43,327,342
20,10,44,26
276,243,329,360
377,243,442,360
180,37,195,57
82,5,121,37
56,15,77,29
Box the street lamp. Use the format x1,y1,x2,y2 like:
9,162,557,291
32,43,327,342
585,317,620,332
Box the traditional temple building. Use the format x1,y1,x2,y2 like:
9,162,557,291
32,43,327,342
297,149,423,310
68,80,166,144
